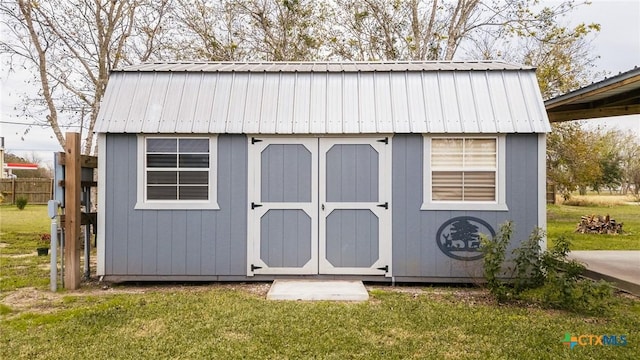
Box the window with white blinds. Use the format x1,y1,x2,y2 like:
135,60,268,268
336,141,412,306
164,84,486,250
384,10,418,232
431,138,497,201
136,135,219,210
422,136,507,211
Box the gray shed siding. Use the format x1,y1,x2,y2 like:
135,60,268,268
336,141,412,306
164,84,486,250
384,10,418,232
391,134,540,279
104,134,247,276
103,133,540,280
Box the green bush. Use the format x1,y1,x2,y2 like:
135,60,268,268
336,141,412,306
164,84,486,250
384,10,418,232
481,222,616,315
15,197,27,210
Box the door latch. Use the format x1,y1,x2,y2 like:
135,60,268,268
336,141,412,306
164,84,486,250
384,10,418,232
377,265,389,272
321,204,325,211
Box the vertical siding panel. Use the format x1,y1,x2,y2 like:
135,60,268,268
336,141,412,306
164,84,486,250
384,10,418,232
105,136,114,274
200,210,216,274
432,211,452,277
215,136,232,274
406,136,425,275
392,135,407,276
126,137,142,274
141,211,158,274
186,212,202,275
156,211,172,274
111,136,129,274
228,135,248,275
171,212,187,274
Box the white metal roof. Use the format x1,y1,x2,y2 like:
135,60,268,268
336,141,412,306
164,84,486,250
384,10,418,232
95,61,550,134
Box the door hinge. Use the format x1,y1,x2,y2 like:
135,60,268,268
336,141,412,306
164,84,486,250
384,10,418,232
251,264,262,271
251,137,263,144
377,265,389,272
251,202,263,209
376,202,389,209
376,137,389,144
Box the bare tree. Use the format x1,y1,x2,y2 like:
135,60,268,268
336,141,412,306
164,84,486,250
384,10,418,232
170,0,246,61
236,0,329,61
1,0,171,155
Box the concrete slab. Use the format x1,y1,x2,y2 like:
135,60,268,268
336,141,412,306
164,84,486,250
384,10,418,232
267,280,369,301
568,251,640,295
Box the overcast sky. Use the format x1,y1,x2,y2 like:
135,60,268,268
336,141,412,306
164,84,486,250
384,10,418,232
1,0,639,162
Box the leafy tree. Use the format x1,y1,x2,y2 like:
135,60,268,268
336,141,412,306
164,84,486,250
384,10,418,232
590,130,623,194
618,133,640,196
546,122,602,198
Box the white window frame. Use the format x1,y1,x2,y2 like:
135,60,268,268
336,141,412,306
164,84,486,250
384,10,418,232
421,135,508,211
135,134,219,210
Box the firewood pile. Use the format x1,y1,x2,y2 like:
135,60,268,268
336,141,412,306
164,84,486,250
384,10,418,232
575,214,623,234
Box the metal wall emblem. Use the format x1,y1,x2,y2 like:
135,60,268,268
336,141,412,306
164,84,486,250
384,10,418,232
436,216,496,261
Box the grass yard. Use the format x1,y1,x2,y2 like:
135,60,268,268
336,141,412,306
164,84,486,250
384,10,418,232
1,205,53,291
0,285,638,359
1,203,639,359
547,201,640,250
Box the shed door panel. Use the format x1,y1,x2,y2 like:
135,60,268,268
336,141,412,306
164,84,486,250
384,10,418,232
248,138,318,275
319,138,391,276
248,137,391,277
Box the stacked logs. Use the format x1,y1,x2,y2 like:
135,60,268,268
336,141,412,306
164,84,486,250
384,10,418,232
575,214,623,234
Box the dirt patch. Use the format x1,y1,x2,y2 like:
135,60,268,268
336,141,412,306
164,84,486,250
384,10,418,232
0,242,9,248
1,287,60,314
367,285,496,306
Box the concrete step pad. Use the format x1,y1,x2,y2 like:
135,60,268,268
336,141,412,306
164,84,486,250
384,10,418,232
266,280,369,301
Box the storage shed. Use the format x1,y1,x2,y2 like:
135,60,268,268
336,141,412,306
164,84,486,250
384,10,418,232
95,61,550,282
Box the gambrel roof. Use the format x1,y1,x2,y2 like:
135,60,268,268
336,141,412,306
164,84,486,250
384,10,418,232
95,61,551,134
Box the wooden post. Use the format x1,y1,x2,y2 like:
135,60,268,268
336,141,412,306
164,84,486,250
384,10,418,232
64,132,81,289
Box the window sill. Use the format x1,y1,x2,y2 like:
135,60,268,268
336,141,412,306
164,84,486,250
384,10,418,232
134,201,220,210
420,202,509,211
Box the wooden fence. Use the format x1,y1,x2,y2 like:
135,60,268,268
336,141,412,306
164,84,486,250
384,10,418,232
0,178,53,205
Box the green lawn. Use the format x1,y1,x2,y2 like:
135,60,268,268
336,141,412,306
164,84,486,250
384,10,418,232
547,204,640,250
1,204,639,359
1,286,639,359
0,205,53,291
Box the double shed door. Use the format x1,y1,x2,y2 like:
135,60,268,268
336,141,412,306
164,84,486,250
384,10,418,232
247,137,391,277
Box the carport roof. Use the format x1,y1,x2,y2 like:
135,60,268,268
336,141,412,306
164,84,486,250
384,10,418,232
545,66,640,122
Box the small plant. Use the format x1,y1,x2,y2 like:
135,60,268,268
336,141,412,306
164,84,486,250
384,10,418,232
36,233,50,256
16,196,28,210
39,233,51,248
